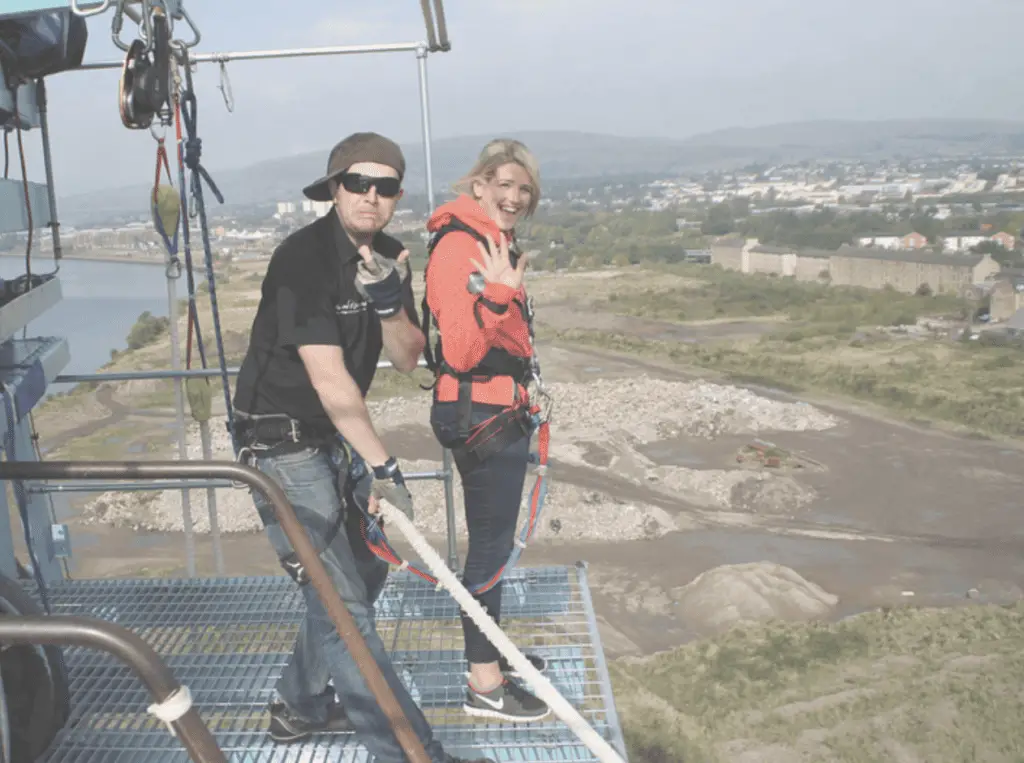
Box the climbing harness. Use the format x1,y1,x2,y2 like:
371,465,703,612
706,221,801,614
357,218,553,595
358,404,549,595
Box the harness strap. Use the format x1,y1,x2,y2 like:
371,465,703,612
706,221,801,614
356,403,550,596
420,218,527,383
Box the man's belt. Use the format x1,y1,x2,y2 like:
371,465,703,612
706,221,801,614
235,413,334,447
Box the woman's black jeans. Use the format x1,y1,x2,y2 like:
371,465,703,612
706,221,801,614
430,399,531,665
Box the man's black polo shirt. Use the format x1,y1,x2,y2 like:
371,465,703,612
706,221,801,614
233,211,417,431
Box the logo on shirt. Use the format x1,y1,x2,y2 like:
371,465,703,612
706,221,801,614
335,298,368,316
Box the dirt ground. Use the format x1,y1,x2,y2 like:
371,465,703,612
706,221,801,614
31,294,1024,660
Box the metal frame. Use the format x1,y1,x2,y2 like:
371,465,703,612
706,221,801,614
0,615,226,763
0,5,631,763
19,1,463,578
40,357,459,578
577,561,630,760
0,458,434,763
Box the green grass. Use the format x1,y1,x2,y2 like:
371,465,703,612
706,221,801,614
596,265,969,328
612,602,1024,762
550,326,1024,438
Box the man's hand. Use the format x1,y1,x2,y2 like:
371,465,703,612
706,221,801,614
369,457,415,521
355,246,410,319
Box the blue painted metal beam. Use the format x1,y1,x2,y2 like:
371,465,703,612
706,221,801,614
0,1,76,19
0,336,70,583
0,177,52,234
0,63,41,130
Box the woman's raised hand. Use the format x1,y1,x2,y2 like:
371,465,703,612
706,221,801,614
469,232,528,291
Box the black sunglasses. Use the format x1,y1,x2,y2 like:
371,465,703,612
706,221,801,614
338,172,402,198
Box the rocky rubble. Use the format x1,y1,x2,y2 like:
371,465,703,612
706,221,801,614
395,458,683,542
82,427,682,542
545,375,839,444
81,375,838,535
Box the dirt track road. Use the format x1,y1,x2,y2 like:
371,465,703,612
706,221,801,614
39,330,1024,655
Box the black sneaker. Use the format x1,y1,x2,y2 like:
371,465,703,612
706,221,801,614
268,699,354,742
463,679,550,722
498,653,547,678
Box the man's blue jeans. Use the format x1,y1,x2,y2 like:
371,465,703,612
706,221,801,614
249,439,448,763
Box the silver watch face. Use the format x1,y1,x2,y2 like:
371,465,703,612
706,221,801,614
467,272,486,294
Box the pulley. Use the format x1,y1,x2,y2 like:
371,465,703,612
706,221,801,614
117,10,171,130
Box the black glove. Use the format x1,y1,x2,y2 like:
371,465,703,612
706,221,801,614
370,457,415,521
355,251,407,319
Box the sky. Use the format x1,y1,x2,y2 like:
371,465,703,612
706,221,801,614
10,0,1024,196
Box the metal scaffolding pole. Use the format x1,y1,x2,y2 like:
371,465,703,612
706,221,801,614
35,79,63,262
27,469,449,495
415,44,458,573
74,42,425,71
52,14,456,581
0,459,432,763
164,261,196,578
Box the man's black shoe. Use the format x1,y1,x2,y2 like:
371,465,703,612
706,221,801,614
267,699,353,743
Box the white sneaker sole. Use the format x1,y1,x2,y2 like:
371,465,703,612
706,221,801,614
462,703,551,723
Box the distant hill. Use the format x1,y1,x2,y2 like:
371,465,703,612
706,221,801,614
58,119,1024,225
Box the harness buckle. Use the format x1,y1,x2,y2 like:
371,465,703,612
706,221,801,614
281,554,309,586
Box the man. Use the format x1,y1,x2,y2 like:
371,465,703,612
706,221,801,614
232,132,493,763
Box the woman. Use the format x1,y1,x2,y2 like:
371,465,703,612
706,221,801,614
423,139,550,723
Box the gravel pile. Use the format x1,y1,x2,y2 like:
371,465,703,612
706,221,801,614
81,419,262,534
396,458,680,543
545,375,839,444
645,465,817,516
673,562,839,635
82,375,836,535
83,447,678,543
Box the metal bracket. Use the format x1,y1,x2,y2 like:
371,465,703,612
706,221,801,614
69,0,111,17
50,523,71,559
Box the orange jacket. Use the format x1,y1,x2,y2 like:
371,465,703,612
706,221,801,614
425,194,533,407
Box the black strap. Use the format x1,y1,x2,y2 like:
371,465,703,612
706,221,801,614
421,217,526,379
451,404,533,473
234,413,334,450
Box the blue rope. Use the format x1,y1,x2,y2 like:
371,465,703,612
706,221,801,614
178,54,234,443
175,111,208,371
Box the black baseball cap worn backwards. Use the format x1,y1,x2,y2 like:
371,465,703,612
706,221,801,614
302,132,406,202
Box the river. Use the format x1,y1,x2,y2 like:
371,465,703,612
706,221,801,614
0,257,172,393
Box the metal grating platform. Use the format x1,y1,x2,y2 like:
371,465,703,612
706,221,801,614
25,564,627,762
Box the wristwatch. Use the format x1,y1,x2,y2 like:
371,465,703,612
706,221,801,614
372,456,400,480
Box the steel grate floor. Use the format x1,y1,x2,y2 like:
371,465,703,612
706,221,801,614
25,564,626,762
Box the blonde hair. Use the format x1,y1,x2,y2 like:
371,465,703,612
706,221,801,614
453,138,542,217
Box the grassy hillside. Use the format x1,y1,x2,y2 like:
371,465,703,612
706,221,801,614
612,602,1024,763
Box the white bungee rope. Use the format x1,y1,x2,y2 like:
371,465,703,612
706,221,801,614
375,500,627,763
